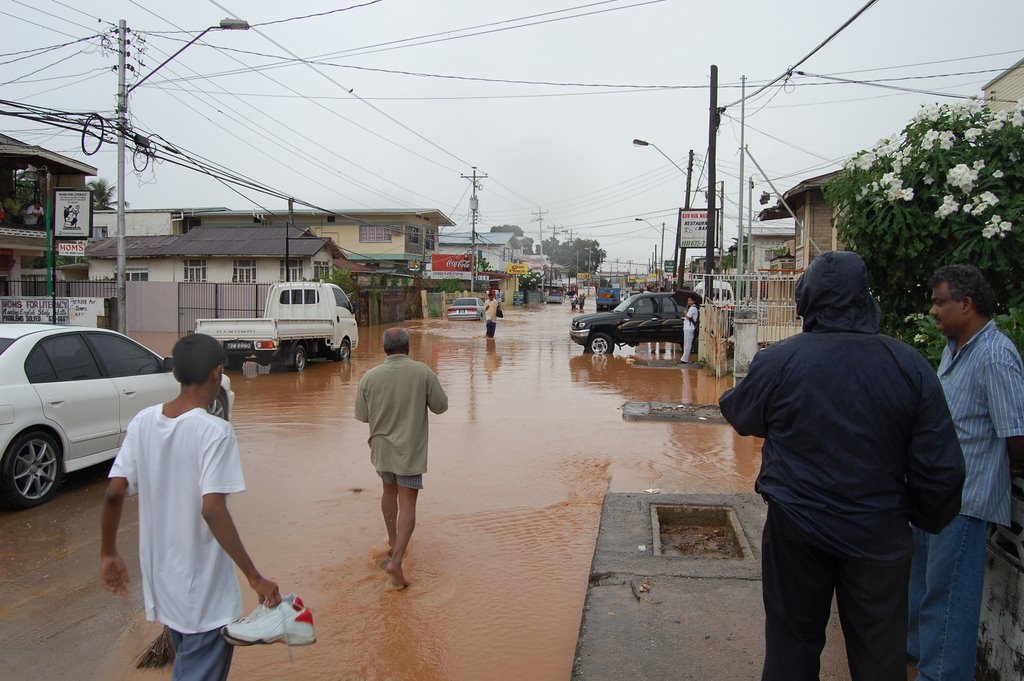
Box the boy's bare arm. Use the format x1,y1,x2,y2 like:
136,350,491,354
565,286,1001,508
100,478,131,596
201,493,281,607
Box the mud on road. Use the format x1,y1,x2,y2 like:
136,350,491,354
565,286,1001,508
0,303,757,681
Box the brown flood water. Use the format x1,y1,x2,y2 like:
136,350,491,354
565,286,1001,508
0,302,760,681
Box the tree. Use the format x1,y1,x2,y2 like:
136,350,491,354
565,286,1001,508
518,268,544,291
552,238,606,273
322,266,355,293
87,178,123,210
825,99,1024,328
490,224,524,237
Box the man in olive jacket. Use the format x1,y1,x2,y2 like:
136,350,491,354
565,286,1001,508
356,327,448,589
719,251,964,681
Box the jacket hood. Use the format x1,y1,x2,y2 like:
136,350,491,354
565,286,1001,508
795,251,881,333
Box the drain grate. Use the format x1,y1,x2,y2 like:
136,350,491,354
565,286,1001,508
651,504,745,559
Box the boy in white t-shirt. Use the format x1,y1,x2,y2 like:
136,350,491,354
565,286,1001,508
100,333,280,681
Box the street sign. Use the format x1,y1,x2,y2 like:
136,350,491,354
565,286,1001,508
506,262,529,275
57,240,86,257
663,260,676,271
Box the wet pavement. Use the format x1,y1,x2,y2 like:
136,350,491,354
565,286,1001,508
0,301,763,681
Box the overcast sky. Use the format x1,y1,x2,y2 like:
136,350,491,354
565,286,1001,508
4,0,1023,270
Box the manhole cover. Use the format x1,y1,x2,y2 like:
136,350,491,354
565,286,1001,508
652,504,744,559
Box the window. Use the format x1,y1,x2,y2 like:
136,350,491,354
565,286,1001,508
85,332,162,377
408,226,421,245
279,259,302,281
92,225,108,239
359,224,392,243
233,259,257,283
183,259,207,282
126,266,149,282
631,297,655,315
313,261,331,280
332,287,350,308
425,231,435,250
279,288,318,305
659,297,679,314
31,334,101,382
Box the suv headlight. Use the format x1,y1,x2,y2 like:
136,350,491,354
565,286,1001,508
574,321,586,330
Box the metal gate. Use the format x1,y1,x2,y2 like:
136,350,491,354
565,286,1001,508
177,282,272,335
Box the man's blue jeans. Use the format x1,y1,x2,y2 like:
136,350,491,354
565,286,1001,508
907,514,988,681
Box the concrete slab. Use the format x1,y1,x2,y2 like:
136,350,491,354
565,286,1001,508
572,492,853,681
622,402,727,424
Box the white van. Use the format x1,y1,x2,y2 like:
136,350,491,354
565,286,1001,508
693,279,735,305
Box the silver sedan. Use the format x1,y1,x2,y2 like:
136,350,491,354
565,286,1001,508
446,297,485,320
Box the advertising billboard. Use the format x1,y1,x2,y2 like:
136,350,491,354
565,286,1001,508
679,209,708,248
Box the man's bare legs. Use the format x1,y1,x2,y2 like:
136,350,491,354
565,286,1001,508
380,479,399,557
385,485,419,588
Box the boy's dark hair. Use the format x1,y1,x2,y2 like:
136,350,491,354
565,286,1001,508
929,264,996,317
172,333,226,385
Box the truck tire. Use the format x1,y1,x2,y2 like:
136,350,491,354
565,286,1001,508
587,332,613,355
338,338,352,361
290,343,307,372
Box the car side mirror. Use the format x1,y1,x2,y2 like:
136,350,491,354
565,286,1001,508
626,307,635,317
162,356,174,372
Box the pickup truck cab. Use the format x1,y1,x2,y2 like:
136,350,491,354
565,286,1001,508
195,282,358,371
570,291,690,354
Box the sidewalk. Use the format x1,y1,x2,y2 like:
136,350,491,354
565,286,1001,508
571,492,853,681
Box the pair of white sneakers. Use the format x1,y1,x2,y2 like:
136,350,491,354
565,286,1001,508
221,593,316,647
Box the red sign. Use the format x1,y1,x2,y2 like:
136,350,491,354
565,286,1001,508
432,253,471,272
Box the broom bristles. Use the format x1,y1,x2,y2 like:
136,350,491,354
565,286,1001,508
136,626,176,669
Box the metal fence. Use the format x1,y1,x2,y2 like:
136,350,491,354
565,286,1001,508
177,282,272,335
1,278,117,298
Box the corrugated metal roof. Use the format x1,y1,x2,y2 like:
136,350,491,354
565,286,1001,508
86,225,341,258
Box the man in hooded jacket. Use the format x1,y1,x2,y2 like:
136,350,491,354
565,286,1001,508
719,251,965,681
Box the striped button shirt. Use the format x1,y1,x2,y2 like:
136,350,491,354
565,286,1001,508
938,320,1024,526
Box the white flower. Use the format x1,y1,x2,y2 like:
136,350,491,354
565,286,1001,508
935,195,960,219
982,224,999,239
1011,110,1024,128
938,131,956,150
914,334,929,344
905,313,924,322
978,191,998,207
982,215,1014,239
993,170,1004,179
915,104,943,123
965,128,984,142
946,164,979,193
987,117,1005,132
921,129,940,147
1011,151,1020,162
973,159,986,170
923,176,935,185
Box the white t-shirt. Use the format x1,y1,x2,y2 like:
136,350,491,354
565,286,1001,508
685,304,699,329
22,204,42,225
109,405,245,634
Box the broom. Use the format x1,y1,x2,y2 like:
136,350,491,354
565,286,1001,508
136,626,175,668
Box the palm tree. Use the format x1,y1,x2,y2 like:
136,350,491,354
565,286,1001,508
86,178,123,209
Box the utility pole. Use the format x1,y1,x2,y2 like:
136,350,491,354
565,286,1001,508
286,197,293,282
737,75,746,276
719,180,725,264
461,167,486,292
659,221,665,289
532,207,548,290
115,20,127,333
706,65,718,280
748,176,754,274
677,149,694,288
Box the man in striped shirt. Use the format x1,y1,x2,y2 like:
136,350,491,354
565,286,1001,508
908,265,1024,681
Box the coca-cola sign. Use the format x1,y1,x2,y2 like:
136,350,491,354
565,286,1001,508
432,253,471,272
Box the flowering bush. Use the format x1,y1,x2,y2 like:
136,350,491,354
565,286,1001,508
825,99,1024,321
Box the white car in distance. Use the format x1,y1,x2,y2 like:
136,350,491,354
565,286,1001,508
0,325,234,509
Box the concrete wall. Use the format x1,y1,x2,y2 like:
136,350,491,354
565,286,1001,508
89,254,330,283
93,211,173,238
126,281,178,333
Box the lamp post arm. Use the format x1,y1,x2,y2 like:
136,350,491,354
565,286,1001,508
127,27,214,96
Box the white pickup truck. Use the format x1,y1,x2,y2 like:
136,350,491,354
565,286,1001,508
195,282,359,371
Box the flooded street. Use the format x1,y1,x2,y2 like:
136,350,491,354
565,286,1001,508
0,302,759,681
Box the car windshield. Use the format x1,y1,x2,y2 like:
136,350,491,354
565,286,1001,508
0,338,13,356
453,298,480,306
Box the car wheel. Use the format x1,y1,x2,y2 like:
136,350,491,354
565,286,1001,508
207,391,229,421
587,332,613,355
0,430,61,510
290,343,307,372
338,338,352,361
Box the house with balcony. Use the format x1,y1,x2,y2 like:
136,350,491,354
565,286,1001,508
757,170,841,271
0,134,97,294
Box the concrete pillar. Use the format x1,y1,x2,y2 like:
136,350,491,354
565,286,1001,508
732,307,758,382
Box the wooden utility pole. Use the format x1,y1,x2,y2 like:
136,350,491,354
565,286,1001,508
675,149,694,289
706,65,718,278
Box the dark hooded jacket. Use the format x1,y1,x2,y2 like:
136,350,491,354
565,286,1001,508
719,251,965,561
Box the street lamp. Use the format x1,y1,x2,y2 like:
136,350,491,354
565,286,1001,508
634,217,665,287
633,138,693,290
115,17,249,333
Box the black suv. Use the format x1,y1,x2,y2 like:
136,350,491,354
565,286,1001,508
570,291,694,354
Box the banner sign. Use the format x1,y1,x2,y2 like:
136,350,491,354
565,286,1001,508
54,189,92,238
679,209,708,248
1,297,104,326
58,241,87,257
431,253,471,272
506,262,529,275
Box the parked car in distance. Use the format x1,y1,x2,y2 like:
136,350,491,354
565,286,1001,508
0,324,234,510
447,297,485,320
